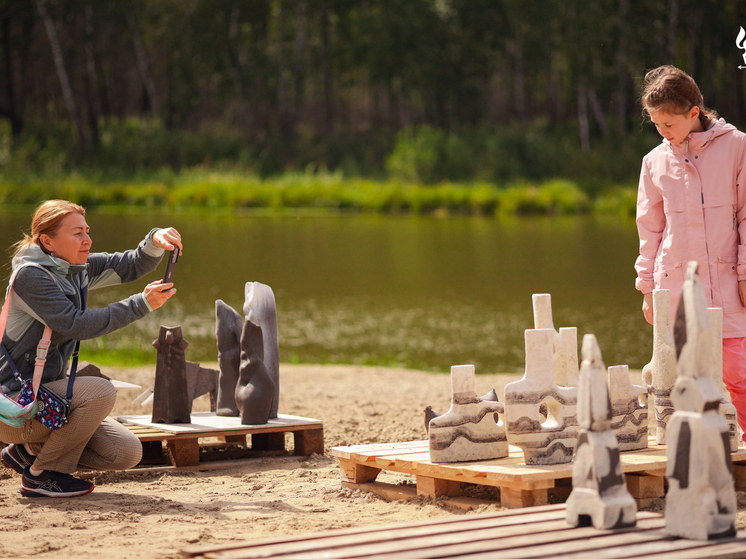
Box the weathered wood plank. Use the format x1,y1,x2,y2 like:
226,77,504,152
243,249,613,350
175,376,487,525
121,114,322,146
182,507,672,559
194,515,670,559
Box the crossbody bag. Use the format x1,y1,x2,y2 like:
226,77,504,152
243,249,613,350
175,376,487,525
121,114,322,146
0,264,78,430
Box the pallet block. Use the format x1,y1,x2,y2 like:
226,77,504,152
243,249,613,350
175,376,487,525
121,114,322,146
118,412,323,468
330,436,746,510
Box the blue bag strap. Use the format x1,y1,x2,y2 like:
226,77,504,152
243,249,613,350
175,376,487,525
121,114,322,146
67,340,80,400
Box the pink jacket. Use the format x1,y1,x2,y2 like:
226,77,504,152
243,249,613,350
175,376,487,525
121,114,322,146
635,118,746,338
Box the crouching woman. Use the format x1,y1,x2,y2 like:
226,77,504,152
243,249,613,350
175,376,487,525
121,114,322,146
0,200,182,497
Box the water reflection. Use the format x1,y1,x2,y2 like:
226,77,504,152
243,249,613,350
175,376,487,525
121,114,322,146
0,211,650,373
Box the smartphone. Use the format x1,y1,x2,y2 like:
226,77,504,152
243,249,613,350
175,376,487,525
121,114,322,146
163,249,179,289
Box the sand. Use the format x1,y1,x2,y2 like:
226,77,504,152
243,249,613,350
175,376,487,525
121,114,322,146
1,363,745,559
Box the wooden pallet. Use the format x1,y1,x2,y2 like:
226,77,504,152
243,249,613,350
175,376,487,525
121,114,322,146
181,503,746,559
329,436,746,509
117,412,323,468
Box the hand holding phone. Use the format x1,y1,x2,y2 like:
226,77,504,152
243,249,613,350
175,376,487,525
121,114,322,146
163,250,179,290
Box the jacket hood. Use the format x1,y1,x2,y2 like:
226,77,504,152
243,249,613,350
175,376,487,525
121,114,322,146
666,118,737,155
11,243,87,277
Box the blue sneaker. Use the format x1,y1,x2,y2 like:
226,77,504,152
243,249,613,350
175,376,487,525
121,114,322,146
1,444,34,475
21,467,94,498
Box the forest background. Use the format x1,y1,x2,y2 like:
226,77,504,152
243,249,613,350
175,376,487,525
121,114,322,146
1,0,746,216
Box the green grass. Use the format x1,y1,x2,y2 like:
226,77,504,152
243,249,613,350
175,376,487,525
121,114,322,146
0,168,634,217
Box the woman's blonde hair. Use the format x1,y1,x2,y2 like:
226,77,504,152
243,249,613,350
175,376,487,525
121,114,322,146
11,200,86,257
641,65,718,129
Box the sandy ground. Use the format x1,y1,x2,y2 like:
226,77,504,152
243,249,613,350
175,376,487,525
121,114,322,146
0,363,744,559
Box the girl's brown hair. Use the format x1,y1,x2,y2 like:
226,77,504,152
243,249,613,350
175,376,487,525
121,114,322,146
11,200,86,257
641,65,718,129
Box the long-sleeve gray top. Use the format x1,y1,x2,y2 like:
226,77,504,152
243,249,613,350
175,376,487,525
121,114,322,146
0,229,165,393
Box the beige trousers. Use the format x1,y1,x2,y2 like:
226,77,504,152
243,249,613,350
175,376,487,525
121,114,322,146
0,377,142,473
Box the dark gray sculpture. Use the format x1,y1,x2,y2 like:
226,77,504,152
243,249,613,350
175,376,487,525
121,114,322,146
215,299,243,416
243,282,280,419
151,326,191,424
185,361,219,413
236,320,276,425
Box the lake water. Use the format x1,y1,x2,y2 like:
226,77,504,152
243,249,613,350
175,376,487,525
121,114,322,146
0,210,652,373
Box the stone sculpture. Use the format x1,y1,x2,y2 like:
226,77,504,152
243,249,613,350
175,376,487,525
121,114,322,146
215,299,243,416
566,334,637,530
708,307,739,452
665,262,736,540
244,282,280,419
235,320,276,425
608,365,648,451
428,364,507,463
532,294,578,387
641,289,677,444
504,328,579,465
562,327,579,387
185,361,219,413
151,325,191,424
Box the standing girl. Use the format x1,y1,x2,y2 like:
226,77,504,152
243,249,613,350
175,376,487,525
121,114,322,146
635,65,746,442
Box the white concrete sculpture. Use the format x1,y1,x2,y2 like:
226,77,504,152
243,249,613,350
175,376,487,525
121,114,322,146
505,328,579,465
708,307,739,452
608,365,648,451
666,262,736,540
532,294,579,387
641,289,677,444
244,282,280,419
566,334,637,530
561,327,580,387
428,364,507,463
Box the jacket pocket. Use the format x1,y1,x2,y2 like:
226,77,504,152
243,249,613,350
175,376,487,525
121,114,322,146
653,261,685,291
716,256,743,313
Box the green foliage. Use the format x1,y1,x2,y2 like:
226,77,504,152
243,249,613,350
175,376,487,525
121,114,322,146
385,125,474,183
497,181,591,216
0,167,609,217
593,187,638,218
384,122,659,186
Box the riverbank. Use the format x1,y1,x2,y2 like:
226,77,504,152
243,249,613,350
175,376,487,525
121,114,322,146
1,363,745,559
0,170,636,217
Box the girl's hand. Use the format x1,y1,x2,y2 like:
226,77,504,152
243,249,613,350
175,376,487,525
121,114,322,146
144,280,176,310
152,227,183,254
740,280,746,308
642,292,654,325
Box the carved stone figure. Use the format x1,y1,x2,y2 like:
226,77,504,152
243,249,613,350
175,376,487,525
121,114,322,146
532,294,579,387
708,307,739,451
185,361,219,413
665,262,736,540
505,328,579,465
151,326,191,424
215,299,243,416
428,364,507,463
561,327,579,387
608,365,648,451
235,320,276,425
244,282,280,419
641,289,677,444
566,334,637,529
